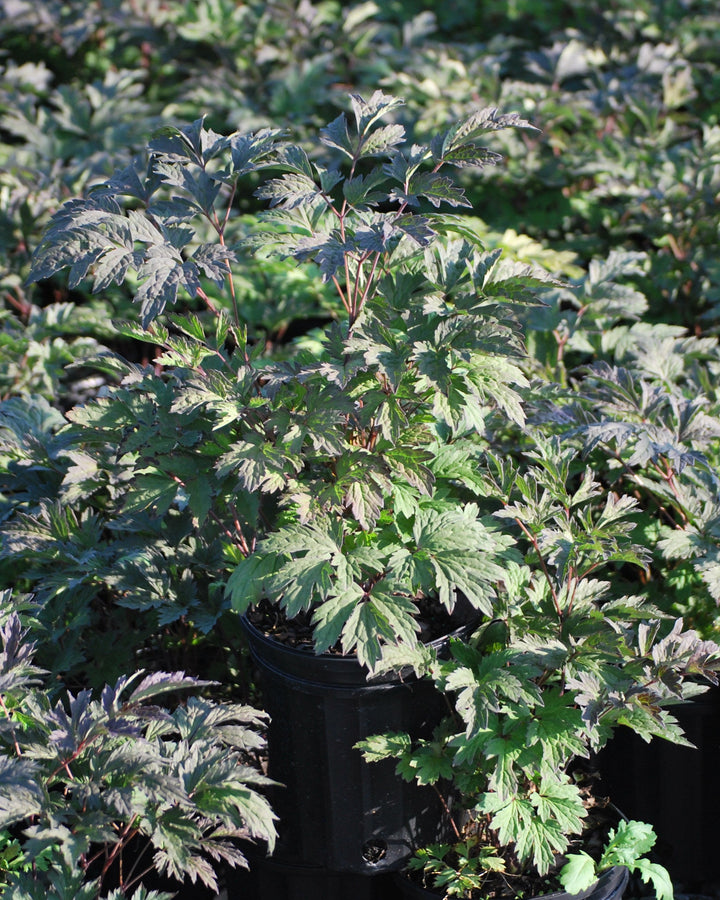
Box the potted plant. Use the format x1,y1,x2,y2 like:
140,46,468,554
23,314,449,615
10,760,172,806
25,91,720,895
518,270,720,890
26,91,543,879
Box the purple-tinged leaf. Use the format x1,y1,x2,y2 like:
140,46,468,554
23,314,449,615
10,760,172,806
192,244,235,285
129,671,213,704
230,127,286,175
320,113,355,158
349,91,405,136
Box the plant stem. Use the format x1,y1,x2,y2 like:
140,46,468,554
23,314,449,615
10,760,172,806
513,516,563,619
432,783,462,841
0,695,21,757
99,819,140,892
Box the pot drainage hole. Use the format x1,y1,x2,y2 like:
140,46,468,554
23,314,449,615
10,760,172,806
361,839,387,864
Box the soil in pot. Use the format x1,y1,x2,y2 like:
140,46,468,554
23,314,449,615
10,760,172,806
391,865,629,900
247,594,475,654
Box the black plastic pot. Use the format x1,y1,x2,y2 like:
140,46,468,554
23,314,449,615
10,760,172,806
240,615,458,875
391,865,629,900
598,686,720,892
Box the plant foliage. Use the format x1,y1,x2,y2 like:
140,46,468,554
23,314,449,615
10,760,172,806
0,601,276,898
26,91,543,673
22,91,720,897
4,3,720,894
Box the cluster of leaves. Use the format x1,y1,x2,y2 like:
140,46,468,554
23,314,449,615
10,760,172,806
4,0,720,335
359,436,719,895
409,820,671,900
524,295,720,640
561,820,671,896
0,384,243,688
23,93,547,674
377,0,720,329
0,600,276,899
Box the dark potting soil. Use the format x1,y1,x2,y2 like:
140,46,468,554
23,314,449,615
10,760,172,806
247,595,470,654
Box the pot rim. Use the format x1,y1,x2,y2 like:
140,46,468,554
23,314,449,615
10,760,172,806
240,611,472,687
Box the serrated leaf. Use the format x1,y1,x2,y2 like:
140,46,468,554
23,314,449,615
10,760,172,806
0,758,45,828
152,161,222,216
183,475,213,526
135,253,201,329
343,170,390,207
229,127,286,175
392,507,513,613
482,792,566,874
530,779,586,836
424,238,474,291
697,553,720,603
341,591,418,672
436,107,539,161
525,690,587,768
319,113,355,158
216,437,301,494
350,91,405,136
254,173,320,210
149,118,213,163
597,492,640,526
444,652,540,737
386,446,434,495
383,144,432,185
128,671,209,704
345,479,385,531
599,819,656,867
466,354,528,426
560,852,597,893
633,859,674,900
226,553,279,612
393,171,470,209
361,123,406,157
436,143,504,169
191,244,235,285
311,583,365,653
354,217,403,253
90,245,143,292
395,213,436,246
102,158,164,205
273,143,315,178
401,742,454,785
122,470,179,517
316,165,344,194
270,556,334,616
356,731,412,763
427,214,487,248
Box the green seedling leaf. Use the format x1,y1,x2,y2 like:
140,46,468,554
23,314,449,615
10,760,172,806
560,852,597,894
634,858,674,900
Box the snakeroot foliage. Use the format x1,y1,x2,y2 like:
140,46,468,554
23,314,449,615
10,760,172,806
27,91,546,672
358,435,720,896
21,92,720,897
0,604,277,898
